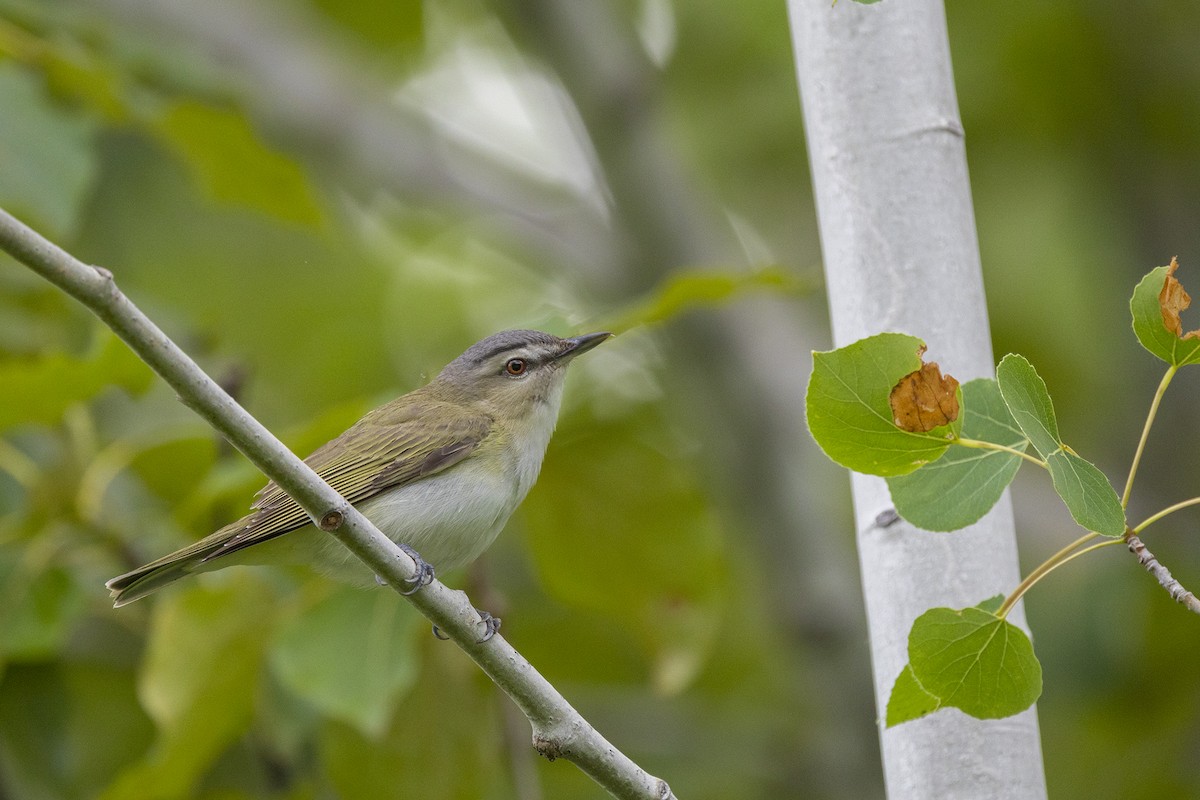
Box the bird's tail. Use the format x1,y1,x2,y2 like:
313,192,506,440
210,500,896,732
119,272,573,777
106,525,240,606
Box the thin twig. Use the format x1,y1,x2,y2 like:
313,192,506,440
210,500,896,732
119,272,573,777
1125,534,1200,615
1121,366,1177,508
0,206,674,800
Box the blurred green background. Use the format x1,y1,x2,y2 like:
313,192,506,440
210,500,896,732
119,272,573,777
1,1,1198,798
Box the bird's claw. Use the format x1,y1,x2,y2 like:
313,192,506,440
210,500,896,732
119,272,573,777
396,543,435,596
475,611,501,643
430,609,501,643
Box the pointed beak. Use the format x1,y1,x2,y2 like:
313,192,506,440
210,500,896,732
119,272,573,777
557,331,612,361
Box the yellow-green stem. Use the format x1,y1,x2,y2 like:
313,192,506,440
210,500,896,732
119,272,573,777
955,437,1047,469
996,532,1103,619
1135,496,1200,533
1122,365,1177,508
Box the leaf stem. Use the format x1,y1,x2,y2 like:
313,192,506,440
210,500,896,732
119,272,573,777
1122,365,1177,508
1134,496,1200,533
955,437,1046,469
995,531,1118,619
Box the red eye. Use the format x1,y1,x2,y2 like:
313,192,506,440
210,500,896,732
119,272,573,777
505,358,528,376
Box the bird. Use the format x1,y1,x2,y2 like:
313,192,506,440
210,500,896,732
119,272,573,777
106,329,611,616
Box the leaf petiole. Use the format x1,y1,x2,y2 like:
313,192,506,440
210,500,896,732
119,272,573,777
995,532,1122,619
1134,496,1200,534
1122,365,1177,508
955,436,1046,469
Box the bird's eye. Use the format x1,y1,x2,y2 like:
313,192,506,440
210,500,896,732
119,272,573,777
504,358,528,376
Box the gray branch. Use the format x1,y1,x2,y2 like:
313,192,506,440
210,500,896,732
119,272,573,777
1126,534,1200,615
0,206,674,800
788,1,1048,797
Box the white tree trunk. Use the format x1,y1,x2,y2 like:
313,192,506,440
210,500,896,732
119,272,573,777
787,2,1048,797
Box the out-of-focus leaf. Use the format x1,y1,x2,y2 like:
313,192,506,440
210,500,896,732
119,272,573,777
321,646,503,800
270,586,420,738
1131,262,1200,367
0,662,154,800
100,578,274,800
603,267,807,333
0,62,98,236
128,435,219,506
807,333,960,476
0,545,87,660
522,410,726,694
310,0,423,50
154,102,323,227
887,379,1027,531
0,332,153,433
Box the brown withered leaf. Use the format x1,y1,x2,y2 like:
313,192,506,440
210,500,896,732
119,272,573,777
889,350,961,433
1160,257,1200,340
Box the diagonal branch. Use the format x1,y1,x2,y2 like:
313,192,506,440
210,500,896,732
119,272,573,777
0,205,674,800
1125,533,1200,615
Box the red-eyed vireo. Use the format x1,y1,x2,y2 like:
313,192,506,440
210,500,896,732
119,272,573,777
106,329,611,609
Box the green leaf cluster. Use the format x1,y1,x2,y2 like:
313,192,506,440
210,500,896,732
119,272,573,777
806,334,1124,537
807,263,1200,727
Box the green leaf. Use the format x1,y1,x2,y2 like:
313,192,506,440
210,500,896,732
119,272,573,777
321,646,502,800
995,354,1125,535
806,333,960,477
270,587,420,738
895,606,1042,724
523,410,726,694
154,102,323,227
604,267,807,333
887,379,1027,531
1131,264,1200,367
975,594,1005,614
0,548,87,660
0,63,98,237
0,332,153,433
311,0,423,50
995,354,1060,457
0,663,154,800
1045,450,1126,536
885,664,941,727
101,578,273,800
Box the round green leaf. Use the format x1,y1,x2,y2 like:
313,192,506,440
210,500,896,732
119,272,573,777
1131,265,1200,367
887,378,1027,531
907,606,1042,721
806,333,960,477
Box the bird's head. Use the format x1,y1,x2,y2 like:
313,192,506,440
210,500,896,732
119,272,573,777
435,329,611,419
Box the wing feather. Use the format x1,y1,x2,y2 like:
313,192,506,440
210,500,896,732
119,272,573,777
211,397,492,557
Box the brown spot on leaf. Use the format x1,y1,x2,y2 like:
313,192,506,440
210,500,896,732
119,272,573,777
1160,257,1200,340
889,350,960,432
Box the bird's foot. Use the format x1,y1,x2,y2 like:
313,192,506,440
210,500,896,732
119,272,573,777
475,610,501,642
431,609,501,643
396,543,435,596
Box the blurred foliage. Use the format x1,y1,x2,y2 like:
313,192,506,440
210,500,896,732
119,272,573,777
0,1,1198,799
